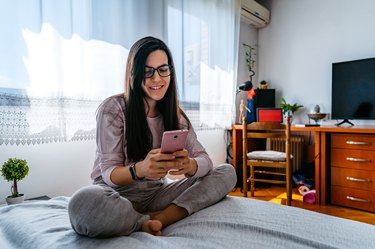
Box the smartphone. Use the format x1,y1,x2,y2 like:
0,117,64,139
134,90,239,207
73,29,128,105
160,129,189,153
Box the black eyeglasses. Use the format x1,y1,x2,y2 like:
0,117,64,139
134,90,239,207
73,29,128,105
144,65,173,78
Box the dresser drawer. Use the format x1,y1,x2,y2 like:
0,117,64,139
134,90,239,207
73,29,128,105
331,134,375,150
331,186,375,212
331,148,375,170
331,167,375,191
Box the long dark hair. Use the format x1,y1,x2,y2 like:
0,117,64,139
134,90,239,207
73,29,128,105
124,36,191,162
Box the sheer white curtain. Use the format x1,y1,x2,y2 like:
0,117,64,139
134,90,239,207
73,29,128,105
0,0,165,145
167,0,240,128
0,0,240,146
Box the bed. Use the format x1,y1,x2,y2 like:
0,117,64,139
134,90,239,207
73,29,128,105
0,196,374,249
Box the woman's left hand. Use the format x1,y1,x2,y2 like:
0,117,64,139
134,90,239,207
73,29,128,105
168,149,197,177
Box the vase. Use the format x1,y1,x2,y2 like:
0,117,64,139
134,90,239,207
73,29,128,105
6,194,25,205
284,111,293,124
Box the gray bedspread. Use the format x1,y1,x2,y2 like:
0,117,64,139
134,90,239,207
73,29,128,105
0,196,374,249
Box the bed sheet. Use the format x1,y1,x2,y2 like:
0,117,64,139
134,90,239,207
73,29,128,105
0,196,374,249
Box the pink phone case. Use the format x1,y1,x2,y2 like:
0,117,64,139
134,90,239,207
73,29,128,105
160,129,188,153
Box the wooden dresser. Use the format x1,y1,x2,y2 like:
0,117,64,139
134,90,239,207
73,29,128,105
330,133,375,212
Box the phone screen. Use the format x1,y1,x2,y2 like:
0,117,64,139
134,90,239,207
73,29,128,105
160,129,188,153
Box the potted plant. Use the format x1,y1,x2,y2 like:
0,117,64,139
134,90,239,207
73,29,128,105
1,158,29,205
259,80,268,89
243,43,256,81
280,98,303,122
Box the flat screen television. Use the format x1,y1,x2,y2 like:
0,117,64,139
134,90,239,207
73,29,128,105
332,57,375,126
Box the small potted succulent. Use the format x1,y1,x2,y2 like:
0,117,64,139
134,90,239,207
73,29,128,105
1,158,29,205
259,80,268,89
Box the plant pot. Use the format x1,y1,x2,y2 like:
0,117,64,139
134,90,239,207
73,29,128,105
284,111,293,124
259,83,268,89
6,194,25,205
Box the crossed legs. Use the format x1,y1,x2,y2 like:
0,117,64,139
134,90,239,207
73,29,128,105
68,164,236,238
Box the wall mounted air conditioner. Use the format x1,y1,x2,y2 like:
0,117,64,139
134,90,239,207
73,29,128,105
241,0,270,28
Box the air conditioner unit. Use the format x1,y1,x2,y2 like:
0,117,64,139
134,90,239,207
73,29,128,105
241,0,270,28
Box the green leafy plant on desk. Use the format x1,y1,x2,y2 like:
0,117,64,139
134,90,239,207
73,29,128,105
280,98,303,115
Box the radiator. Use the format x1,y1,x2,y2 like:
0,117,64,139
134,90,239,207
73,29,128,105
270,136,304,172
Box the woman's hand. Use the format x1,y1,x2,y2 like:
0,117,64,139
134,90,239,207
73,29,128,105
167,149,197,177
136,149,197,179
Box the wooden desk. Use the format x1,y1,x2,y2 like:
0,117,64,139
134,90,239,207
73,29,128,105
232,124,375,205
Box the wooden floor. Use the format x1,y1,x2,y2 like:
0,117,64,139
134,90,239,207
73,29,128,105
229,186,375,226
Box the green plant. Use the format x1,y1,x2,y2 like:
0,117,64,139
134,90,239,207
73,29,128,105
280,98,304,114
1,158,29,197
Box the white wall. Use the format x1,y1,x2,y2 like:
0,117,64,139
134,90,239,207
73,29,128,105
258,0,375,125
0,141,95,203
196,129,228,167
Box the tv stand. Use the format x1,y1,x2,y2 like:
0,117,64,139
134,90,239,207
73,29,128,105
335,119,354,127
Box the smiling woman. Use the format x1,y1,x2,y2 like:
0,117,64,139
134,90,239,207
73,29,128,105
67,36,236,238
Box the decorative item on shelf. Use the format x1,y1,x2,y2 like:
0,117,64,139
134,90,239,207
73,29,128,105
1,158,29,205
242,43,256,82
236,81,253,95
313,104,320,113
259,80,268,89
307,105,327,124
237,81,255,124
239,99,251,124
280,98,304,123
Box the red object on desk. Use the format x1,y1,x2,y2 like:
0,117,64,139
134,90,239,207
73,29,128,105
257,108,283,122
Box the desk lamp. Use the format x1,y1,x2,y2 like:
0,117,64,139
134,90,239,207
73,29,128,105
237,81,253,94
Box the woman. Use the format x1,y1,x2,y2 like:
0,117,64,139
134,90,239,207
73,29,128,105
68,36,236,238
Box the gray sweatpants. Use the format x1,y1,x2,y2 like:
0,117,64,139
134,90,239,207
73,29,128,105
68,163,236,238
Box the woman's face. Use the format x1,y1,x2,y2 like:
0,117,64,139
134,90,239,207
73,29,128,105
142,50,171,105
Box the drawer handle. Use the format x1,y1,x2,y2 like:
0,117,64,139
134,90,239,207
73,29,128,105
346,196,371,203
346,157,371,163
346,141,371,146
346,176,372,183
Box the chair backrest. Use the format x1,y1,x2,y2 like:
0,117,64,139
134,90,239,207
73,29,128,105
242,116,292,164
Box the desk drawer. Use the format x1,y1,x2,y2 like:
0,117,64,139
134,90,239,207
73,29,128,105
331,134,375,150
331,167,375,191
331,148,375,170
331,186,375,212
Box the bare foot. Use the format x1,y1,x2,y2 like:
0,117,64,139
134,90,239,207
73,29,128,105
145,211,162,220
142,220,163,236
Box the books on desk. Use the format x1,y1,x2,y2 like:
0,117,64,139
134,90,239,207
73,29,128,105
294,124,320,127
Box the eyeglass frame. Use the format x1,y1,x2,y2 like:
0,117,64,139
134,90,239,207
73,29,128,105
144,64,173,78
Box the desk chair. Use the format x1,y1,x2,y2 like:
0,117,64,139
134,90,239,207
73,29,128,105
242,115,292,205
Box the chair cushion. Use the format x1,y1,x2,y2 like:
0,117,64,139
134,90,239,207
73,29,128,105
247,150,291,162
